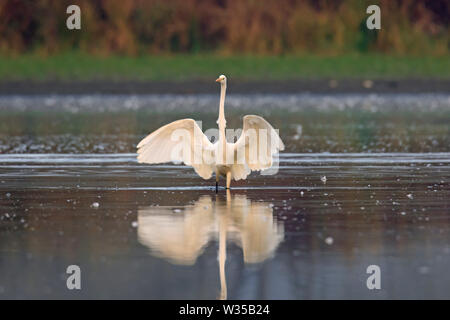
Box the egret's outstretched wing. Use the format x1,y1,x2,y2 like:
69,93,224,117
234,115,285,171
137,119,214,179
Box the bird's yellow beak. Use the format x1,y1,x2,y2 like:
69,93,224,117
215,77,221,82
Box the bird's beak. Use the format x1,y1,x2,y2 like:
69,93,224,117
215,78,221,82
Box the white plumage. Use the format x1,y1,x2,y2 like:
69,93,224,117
137,75,284,189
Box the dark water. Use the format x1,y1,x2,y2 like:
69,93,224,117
0,93,449,299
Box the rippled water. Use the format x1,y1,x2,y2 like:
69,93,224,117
0,93,449,299
1,93,449,154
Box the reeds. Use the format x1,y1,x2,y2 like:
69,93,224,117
0,0,448,56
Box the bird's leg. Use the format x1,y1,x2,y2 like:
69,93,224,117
226,171,231,189
215,171,219,193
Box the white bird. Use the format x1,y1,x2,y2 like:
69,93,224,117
137,75,285,190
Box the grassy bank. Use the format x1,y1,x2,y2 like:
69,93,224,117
1,53,449,81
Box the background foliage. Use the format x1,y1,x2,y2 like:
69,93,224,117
0,0,448,56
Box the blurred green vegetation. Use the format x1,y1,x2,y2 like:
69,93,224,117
0,0,448,80
1,52,449,81
0,0,448,56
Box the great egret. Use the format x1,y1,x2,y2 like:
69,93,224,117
137,75,285,190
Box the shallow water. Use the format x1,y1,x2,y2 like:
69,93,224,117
0,93,449,299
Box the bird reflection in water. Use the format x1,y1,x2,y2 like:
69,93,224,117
137,190,284,299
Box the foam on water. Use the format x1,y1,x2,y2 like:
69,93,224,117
0,152,449,164
0,93,449,112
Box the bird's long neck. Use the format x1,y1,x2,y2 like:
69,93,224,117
218,82,227,139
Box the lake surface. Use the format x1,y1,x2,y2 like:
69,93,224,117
0,93,449,299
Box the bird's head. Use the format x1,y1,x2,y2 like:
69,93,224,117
215,75,227,84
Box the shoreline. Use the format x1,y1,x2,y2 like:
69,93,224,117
0,78,449,95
